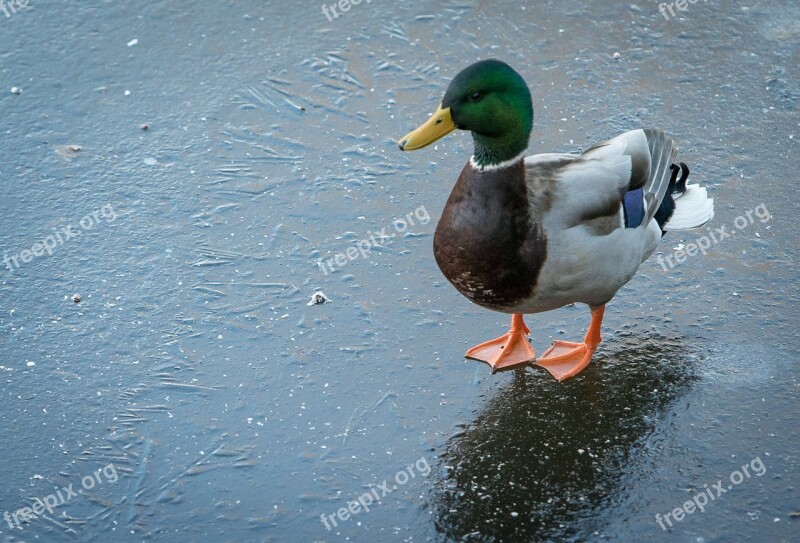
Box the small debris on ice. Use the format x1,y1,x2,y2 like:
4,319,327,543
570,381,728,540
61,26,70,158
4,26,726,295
55,145,82,158
308,291,330,306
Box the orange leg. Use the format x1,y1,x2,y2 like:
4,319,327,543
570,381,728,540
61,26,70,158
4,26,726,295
535,305,605,382
465,314,535,373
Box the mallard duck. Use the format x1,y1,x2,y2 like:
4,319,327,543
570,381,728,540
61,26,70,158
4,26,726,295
398,59,713,381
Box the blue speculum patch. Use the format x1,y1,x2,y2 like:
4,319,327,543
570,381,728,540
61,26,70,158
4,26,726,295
623,188,645,228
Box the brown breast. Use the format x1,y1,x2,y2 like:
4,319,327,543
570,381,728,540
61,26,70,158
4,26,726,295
433,160,547,312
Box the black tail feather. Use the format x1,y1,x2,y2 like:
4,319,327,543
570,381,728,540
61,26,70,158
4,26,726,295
676,162,689,192
654,162,691,235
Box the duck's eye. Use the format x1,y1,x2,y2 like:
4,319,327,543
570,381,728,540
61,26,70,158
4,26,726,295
470,92,483,102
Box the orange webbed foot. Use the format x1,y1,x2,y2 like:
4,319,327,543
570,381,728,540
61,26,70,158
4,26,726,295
465,314,535,373
535,305,605,382
535,341,594,381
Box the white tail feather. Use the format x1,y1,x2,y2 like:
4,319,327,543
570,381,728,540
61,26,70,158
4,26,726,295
664,183,714,230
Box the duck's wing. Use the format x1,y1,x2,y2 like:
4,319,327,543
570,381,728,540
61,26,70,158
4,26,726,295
525,129,678,232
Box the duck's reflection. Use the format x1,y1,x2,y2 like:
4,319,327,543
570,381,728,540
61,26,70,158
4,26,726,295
429,334,701,542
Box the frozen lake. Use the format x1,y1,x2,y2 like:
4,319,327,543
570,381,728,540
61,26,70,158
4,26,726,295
1,0,797,541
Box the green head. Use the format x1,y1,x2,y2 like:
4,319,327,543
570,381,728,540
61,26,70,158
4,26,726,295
398,59,534,167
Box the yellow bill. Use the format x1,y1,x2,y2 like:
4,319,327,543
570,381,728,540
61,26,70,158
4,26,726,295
398,104,455,151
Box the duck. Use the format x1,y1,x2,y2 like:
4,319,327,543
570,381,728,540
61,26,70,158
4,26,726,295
397,59,714,381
